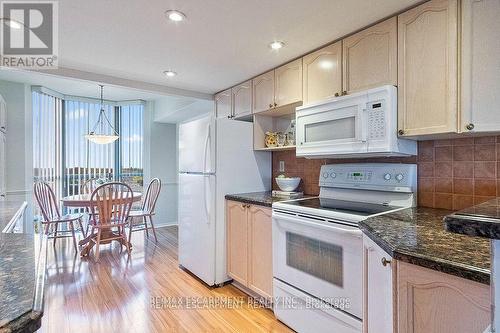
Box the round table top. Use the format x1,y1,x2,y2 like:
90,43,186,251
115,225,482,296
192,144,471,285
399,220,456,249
61,192,142,207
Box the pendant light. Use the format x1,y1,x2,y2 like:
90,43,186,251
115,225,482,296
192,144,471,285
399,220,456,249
85,85,119,144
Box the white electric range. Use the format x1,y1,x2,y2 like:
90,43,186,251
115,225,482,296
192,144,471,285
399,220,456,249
272,163,417,333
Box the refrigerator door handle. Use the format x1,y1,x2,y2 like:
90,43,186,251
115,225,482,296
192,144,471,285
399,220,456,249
202,123,211,173
203,174,210,224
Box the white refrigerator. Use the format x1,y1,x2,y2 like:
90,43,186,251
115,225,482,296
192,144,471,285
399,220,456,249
178,114,271,286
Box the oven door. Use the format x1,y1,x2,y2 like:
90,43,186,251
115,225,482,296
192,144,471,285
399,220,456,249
296,96,368,157
272,210,363,319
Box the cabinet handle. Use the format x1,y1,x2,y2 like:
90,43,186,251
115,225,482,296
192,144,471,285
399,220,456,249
381,257,391,267
398,129,404,136
466,123,475,131
334,92,340,97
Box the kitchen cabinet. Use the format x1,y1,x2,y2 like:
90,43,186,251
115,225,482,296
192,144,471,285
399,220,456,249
252,59,303,114
274,59,303,107
252,70,275,114
363,235,491,333
461,0,500,133
232,80,252,119
226,200,248,284
363,235,395,333
397,0,459,137
343,17,397,94
215,89,232,119
247,205,273,299
397,261,490,333
302,41,342,104
226,200,273,299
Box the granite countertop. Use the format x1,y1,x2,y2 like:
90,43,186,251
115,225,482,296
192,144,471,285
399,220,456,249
444,198,500,239
359,207,490,285
225,191,304,207
0,201,47,333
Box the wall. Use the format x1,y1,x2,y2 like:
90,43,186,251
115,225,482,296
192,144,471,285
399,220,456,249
272,136,500,211
0,80,34,228
144,101,179,226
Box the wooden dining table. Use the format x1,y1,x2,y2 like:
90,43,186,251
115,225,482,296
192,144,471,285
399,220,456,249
61,192,142,257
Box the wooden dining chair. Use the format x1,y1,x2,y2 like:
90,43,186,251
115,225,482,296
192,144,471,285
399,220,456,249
80,177,99,235
88,182,134,261
34,182,85,251
127,178,161,243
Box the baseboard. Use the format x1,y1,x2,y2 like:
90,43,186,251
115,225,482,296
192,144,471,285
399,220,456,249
155,222,178,228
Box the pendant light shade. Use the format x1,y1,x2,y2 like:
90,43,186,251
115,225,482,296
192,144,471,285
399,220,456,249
85,85,119,144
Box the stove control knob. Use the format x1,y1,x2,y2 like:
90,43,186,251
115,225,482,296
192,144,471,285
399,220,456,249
330,172,336,178
395,174,404,182
322,172,329,178
383,173,392,181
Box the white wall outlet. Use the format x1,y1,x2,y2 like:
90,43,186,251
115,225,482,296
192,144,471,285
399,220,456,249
279,161,285,172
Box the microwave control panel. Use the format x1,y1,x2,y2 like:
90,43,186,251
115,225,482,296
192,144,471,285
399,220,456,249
367,100,386,140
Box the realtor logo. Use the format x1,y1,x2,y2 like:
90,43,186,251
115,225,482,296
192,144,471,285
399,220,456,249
0,1,58,68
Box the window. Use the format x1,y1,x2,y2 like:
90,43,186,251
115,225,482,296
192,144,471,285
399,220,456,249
32,90,145,205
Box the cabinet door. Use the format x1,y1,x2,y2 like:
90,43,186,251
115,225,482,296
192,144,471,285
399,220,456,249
252,70,275,114
343,17,397,93
398,0,459,136
461,0,500,133
215,89,232,119
0,97,6,132
232,80,252,118
226,200,248,285
303,41,342,104
247,205,273,299
0,132,5,198
397,261,490,333
275,59,303,107
363,235,395,333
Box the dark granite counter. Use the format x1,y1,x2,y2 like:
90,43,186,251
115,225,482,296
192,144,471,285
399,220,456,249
0,201,47,333
225,191,302,207
444,198,500,239
360,207,490,285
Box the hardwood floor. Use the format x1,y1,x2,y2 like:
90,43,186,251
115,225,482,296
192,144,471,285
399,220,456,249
40,226,292,333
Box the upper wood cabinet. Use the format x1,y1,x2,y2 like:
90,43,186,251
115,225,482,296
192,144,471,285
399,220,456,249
215,89,232,119
461,0,500,133
397,261,490,333
247,205,273,299
232,80,252,119
343,17,397,94
274,59,303,107
397,0,459,137
302,42,342,104
252,70,275,114
226,201,248,285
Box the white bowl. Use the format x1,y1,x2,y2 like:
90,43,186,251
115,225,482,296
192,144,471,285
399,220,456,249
275,177,301,192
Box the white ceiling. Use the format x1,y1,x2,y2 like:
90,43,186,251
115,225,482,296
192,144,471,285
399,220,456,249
57,0,422,95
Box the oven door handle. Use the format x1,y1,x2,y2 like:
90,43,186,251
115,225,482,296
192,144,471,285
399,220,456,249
273,212,362,238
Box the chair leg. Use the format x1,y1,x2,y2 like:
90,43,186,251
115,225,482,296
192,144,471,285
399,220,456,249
128,219,133,246
124,232,131,255
95,229,102,262
149,216,158,242
53,222,59,247
78,218,87,238
143,216,149,238
69,221,78,251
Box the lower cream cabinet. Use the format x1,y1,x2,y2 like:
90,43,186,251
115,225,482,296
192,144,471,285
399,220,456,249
363,235,491,333
226,200,273,299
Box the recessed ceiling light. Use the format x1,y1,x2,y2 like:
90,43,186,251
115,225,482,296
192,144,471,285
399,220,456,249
165,10,186,22
163,70,177,77
270,41,285,50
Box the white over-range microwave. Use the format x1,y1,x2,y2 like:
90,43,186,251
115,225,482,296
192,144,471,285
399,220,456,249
295,85,416,158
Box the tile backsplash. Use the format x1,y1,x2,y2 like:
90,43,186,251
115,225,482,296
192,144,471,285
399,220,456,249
272,136,500,210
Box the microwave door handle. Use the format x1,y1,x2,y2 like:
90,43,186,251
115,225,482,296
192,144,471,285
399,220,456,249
360,105,368,143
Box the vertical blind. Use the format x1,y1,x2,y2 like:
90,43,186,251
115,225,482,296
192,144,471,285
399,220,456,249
32,90,145,204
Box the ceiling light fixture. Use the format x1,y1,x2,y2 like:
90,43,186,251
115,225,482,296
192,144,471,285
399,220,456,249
270,41,285,50
165,10,186,22
85,85,119,145
163,70,177,77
